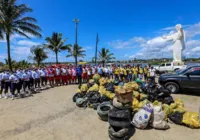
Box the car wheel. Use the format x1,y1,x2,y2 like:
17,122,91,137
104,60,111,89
174,68,180,72
165,82,179,93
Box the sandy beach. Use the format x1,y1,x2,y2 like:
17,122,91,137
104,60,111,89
0,85,200,140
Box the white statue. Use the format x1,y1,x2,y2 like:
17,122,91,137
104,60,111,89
162,24,186,63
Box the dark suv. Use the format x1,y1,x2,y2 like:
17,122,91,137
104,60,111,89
159,66,200,93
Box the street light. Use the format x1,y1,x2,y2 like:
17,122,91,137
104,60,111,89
73,19,80,66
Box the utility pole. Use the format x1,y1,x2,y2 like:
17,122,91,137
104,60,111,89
95,33,99,66
73,19,80,66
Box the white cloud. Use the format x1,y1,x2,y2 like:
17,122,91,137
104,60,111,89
17,40,39,46
185,22,200,38
108,37,146,49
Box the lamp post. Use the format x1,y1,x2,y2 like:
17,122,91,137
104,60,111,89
73,19,80,66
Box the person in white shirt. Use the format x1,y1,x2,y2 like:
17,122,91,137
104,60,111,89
40,68,46,87
104,67,109,79
92,66,96,76
2,71,11,99
149,67,156,82
22,70,30,93
9,72,20,99
61,67,67,85
0,72,4,98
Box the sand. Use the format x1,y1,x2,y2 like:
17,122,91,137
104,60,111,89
0,85,200,140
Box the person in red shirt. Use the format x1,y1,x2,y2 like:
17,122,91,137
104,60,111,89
68,66,72,85
71,66,77,84
82,65,87,83
47,68,54,87
61,67,68,85
55,67,61,86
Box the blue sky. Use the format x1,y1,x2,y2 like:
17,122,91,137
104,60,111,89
1,0,200,63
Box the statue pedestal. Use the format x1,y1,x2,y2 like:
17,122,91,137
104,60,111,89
173,61,185,66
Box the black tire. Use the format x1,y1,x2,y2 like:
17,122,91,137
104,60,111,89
108,126,130,138
97,102,113,121
165,82,179,93
174,68,180,72
109,133,130,140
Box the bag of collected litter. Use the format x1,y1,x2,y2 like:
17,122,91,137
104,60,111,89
97,102,113,121
80,84,88,92
140,93,148,101
93,74,100,83
153,100,162,106
87,91,101,104
162,104,172,119
99,86,106,95
168,112,184,125
170,103,177,110
105,91,115,100
76,97,88,108
115,86,133,104
173,106,186,114
163,96,174,105
72,92,86,102
151,105,170,130
113,97,132,110
133,91,140,100
131,103,153,129
87,84,99,92
105,83,115,93
100,95,111,103
99,77,107,86
118,82,124,86
175,99,184,107
132,98,140,111
138,99,150,109
87,79,95,87
182,112,200,128
158,87,171,97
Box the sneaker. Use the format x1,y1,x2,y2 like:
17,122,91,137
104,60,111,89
4,95,8,99
11,95,14,100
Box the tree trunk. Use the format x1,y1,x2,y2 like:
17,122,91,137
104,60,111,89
75,56,77,66
56,52,58,64
102,60,105,67
6,33,12,71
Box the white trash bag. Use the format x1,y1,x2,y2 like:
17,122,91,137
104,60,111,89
151,105,170,130
131,103,153,129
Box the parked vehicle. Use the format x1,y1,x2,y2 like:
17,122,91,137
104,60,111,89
159,66,200,93
154,62,187,74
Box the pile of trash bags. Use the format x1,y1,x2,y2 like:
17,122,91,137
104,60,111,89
72,75,200,140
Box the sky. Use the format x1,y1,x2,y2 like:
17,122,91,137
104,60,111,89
1,0,200,63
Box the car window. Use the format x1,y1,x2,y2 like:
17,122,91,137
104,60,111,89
189,68,200,75
160,64,165,67
166,63,171,66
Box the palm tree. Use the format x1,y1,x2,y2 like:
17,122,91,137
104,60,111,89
18,60,31,69
29,45,48,67
66,45,86,64
98,48,115,67
45,32,70,64
0,0,42,71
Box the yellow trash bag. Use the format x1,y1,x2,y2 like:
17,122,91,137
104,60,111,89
173,106,186,114
99,77,107,86
140,93,148,101
76,89,81,93
87,84,99,92
80,84,88,92
93,74,100,82
138,99,150,109
124,82,139,91
153,100,162,106
99,86,106,95
162,104,172,119
175,99,184,108
170,103,177,110
182,112,200,128
133,91,140,100
132,98,139,111
105,91,115,99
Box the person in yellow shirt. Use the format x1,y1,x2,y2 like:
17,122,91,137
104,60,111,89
119,66,124,81
138,65,143,80
132,66,138,81
114,66,119,80
143,66,148,81
127,66,132,82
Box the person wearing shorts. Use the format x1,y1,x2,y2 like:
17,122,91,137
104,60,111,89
71,67,77,84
